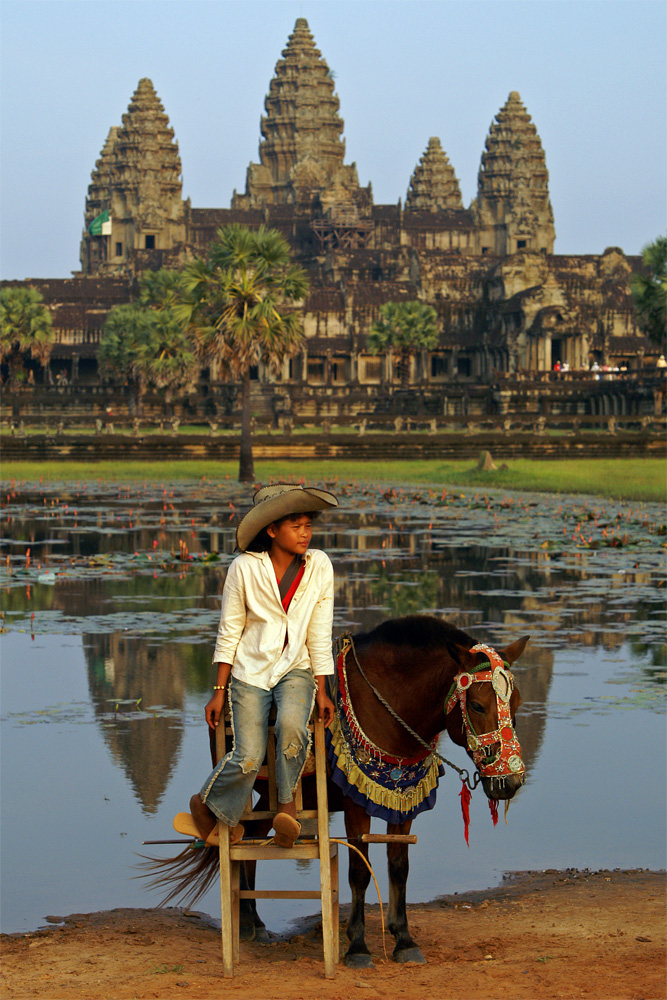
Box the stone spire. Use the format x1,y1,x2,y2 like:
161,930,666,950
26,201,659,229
80,78,185,274
405,137,463,211
473,91,555,255
233,18,369,213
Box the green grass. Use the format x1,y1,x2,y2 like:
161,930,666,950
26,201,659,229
1,458,665,501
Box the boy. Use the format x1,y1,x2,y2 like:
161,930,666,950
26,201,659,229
174,484,337,848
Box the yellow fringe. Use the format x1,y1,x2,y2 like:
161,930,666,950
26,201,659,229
329,715,440,816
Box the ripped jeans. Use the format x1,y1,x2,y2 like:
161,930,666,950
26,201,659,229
200,670,316,826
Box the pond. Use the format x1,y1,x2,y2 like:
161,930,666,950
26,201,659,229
1,478,665,935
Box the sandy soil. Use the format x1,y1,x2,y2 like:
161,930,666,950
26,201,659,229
1,870,664,1000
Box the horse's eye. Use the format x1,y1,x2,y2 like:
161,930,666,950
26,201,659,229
469,701,484,713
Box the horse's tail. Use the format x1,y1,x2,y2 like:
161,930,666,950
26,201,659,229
136,844,220,908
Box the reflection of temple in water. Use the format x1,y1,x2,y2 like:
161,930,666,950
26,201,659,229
83,632,190,814
8,490,660,794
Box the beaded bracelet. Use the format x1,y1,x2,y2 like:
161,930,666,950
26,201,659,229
213,684,226,691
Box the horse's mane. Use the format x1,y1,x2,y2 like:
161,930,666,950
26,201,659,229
355,615,475,660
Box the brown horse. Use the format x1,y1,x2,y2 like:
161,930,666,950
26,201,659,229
143,615,527,969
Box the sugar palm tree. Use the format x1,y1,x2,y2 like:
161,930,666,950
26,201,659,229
630,236,667,351
99,271,198,416
177,224,309,481
0,286,54,417
368,300,439,386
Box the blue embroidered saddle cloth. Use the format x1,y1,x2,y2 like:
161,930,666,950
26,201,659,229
325,646,445,824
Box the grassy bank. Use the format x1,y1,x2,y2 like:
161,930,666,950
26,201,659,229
2,458,665,502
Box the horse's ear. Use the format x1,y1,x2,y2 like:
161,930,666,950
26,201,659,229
500,636,530,665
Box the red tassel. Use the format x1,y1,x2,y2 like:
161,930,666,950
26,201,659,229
459,781,471,847
489,798,499,826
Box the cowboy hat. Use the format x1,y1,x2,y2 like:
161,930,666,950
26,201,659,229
236,484,338,551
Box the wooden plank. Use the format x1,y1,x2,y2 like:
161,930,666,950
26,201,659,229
363,833,418,844
266,728,278,813
218,821,234,978
239,890,323,900
314,717,336,979
230,843,321,861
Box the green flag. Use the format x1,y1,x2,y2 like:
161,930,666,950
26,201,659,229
89,209,111,236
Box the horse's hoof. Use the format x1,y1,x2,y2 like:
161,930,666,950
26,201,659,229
345,952,374,969
239,923,255,942
393,946,426,965
253,926,271,944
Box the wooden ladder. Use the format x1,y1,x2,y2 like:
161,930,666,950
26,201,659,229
214,714,339,979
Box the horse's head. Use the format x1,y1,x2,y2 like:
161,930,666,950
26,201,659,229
445,636,529,800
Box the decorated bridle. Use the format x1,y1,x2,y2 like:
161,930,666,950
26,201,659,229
445,643,525,781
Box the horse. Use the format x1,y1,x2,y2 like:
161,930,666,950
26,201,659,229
142,615,528,969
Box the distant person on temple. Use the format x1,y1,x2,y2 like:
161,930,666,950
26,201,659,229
657,355,667,368
173,484,338,849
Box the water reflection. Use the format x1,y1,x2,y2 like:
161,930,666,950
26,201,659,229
1,479,664,932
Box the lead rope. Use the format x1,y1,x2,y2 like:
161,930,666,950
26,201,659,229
337,632,481,792
331,839,389,960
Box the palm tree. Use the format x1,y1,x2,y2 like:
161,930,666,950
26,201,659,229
99,271,198,417
368,300,439,386
630,236,667,351
0,286,54,418
178,224,309,482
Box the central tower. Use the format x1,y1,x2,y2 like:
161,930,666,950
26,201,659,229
232,18,371,215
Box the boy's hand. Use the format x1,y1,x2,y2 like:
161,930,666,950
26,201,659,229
316,690,335,728
205,690,226,729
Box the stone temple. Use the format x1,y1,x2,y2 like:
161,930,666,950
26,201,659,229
9,18,654,388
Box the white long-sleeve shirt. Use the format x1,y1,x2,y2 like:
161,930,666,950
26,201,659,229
212,548,334,691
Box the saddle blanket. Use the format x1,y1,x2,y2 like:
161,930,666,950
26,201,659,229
325,648,444,824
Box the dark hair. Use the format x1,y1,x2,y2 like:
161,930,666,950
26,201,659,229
245,510,321,553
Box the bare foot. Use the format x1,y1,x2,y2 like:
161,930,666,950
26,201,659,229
190,793,217,841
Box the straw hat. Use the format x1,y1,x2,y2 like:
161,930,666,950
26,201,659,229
236,484,338,551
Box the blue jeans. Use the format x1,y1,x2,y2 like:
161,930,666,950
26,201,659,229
200,670,316,826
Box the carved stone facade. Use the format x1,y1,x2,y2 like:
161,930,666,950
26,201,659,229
406,137,463,213
80,78,185,276
59,19,655,385
472,91,555,256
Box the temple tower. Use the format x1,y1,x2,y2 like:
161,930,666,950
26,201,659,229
232,18,371,217
472,91,555,256
80,79,185,274
405,137,463,211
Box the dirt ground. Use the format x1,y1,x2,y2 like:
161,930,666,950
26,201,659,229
1,869,664,1000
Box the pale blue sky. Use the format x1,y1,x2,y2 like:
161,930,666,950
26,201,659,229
1,0,665,279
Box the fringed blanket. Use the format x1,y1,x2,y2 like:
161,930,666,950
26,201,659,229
325,646,445,824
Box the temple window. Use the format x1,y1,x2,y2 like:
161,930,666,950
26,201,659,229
430,353,448,378
307,357,326,384
481,246,489,254
331,358,348,383
145,235,156,249
359,356,381,383
517,239,527,249
457,356,471,377
249,365,259,381
115,242,123,257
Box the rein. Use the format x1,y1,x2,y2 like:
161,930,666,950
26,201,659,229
336,632,482,791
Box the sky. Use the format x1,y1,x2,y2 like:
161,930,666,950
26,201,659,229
1,0,665,280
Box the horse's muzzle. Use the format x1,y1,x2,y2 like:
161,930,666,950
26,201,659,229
482,772,525,800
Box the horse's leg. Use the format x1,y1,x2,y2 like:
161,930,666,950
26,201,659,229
344,799,374,969
386,819,426,964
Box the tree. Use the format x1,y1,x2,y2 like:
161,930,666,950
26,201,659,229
367,300,439,386
0,286,54,418
0,286,54,382
630,236,667,351
177,224,309,482
99,270,198,416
